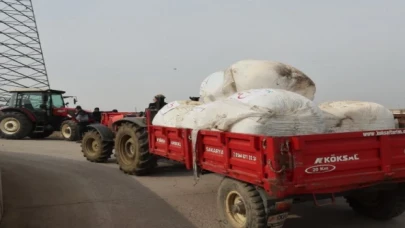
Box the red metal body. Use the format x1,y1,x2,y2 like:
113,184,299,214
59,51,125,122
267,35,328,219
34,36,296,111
100,112,137,130
148,122,405,199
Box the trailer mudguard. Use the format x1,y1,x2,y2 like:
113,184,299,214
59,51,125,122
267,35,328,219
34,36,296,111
86,123,115,142
113,117,147,128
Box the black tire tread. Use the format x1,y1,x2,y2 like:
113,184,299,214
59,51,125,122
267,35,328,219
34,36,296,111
217,178,266,228
345,185,405,220
0,112,33,139
60,120,78,141
114,123,156,176
81,130,113,163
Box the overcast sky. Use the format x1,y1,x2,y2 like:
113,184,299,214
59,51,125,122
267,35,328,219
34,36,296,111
34,0,405,111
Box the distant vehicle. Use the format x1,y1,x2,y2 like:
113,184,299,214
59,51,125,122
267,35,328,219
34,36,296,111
0,88,92,140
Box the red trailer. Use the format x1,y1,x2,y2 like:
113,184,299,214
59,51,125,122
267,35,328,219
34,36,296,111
86,109,405,228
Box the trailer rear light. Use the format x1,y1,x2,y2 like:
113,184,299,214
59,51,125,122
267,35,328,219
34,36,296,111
275,201,292,212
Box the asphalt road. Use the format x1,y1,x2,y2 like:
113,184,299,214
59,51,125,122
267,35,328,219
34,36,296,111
0,137,404,228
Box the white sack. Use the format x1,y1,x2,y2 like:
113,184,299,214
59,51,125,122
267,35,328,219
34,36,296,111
152,100,201,127
199,71,229,103
179,88,325,136
199,60,316,103
319,101,395,133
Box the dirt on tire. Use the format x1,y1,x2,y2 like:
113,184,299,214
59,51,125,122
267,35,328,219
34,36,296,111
345,184,405,220
60,120,78,141
217,178,266,228
81,130,113,163
114,123,156,176
0,112,33,139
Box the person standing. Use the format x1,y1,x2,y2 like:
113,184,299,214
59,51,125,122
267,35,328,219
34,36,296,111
75,105,89,143
148,94,167,110
92,107,101,123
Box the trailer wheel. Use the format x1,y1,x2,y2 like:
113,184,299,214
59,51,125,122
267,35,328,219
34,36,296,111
60,120,78,141
0,112,33,139
114,123,157,175
346,184,405,220
81,130,113,163
217,178,266,228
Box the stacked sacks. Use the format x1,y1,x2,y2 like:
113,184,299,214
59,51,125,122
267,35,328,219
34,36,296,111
152,100,201,127
153,59,396,136
199,60,316,103
178,89,325,136
319,101,395,133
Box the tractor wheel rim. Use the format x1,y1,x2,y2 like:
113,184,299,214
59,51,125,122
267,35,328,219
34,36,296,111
84,137,97,154
61,124,71,138
0,117,21,135
91,141,99,151
225,191,247,227
120,137,137,165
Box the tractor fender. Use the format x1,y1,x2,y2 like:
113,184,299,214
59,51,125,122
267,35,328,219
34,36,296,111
112,117,146,129
86,123,115,142
0,107,36,122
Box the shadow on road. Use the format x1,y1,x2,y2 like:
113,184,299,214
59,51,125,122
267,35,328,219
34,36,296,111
0,151,196,228
285,200,404,228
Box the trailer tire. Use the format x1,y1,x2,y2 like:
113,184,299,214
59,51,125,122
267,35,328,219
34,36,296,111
346,185,405,220
60,120,78,141
0,112,33,139
81,130,113,163
217,178,266,228
114,123,156,176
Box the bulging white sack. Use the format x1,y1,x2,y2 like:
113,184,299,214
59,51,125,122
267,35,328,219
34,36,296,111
199,60,316,103
319,101,395,133
152,100,201,127
199,71,229,103
179,88,325,136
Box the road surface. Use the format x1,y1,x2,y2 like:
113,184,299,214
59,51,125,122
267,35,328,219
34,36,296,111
0,138,404,228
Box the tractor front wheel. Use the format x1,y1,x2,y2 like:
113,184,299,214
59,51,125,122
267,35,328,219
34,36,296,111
114,123,156,175
60,120,78,141
0,112,33,139
81,130,113,163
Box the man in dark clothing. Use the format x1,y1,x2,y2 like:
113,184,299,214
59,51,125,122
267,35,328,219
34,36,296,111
148,94,167,111
92,107,101,123
75,105,89,143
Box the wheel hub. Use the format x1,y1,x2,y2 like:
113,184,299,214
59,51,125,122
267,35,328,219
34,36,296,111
124,139,136,157
92,141,99,151
62,124,71,138
119,135,138,165
225,191,247,227
0,117,21,135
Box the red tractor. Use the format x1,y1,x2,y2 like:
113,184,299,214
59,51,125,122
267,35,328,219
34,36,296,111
80,111,139,162
79,96,195,162
0,88,92,140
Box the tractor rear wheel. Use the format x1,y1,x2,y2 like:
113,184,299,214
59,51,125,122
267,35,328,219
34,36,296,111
345,184,405,220
60,120,78,141
0,112,33,139
29,130,54,139
114,123,156,175
81,130,113,163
